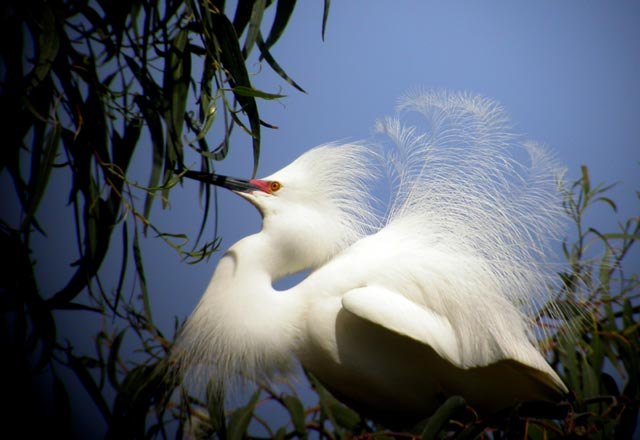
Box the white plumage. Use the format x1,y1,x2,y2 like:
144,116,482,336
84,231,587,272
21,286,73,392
174,91,568,422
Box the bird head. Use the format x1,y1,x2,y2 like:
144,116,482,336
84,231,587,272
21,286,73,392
181,144,378,272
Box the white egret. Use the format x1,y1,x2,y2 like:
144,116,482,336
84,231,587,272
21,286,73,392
174,91,568,423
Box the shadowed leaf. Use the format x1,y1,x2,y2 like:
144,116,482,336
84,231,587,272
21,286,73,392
420,396,466,439
263,0,297,50
322,0,331,40
257,33,307,93
227,389,261,440
210,11,261,176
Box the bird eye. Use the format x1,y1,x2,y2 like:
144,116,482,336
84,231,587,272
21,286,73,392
269,181,282,193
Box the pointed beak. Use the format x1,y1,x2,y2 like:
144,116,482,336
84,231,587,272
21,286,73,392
178,170,265,193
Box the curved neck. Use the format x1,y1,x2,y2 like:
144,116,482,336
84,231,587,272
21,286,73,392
227,232,289,280
211,231,304,321
177,230,306,383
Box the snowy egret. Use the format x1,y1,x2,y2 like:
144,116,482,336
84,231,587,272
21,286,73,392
174,91,568,422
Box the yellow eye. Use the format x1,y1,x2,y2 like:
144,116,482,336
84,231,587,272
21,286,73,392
269,181,282,193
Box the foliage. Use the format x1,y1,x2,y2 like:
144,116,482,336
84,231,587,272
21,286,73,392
1,0,637,438
0,0,329,437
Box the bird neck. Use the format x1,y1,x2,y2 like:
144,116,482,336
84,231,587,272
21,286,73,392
227,231,289,280
212,231,305,320
179,231,305,383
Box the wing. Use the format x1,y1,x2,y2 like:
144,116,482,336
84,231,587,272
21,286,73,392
341,285,462,366
341,285,568,397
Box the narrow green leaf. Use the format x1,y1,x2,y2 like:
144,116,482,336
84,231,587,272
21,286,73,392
598,247,612,294
227,389,261,440
110,364,164,438
207,382,227,437
598,232,640,240
124,55,163,102
257,33,306,93
322,0,331,40
107,329,127,389
52,375,72,436
111,117,142,173
595,196,618,212
114,224,128,312
273,427,287,440
283,395,306,435
558,331,580,393
590,328,605,375
163,26,190,208
210,11,261,176
263,0,297,49
330,402,361,431
232,0,254,36
31,4,60,86
228,86,286,100
581,355,599,399
67,352,111,422
22,123,61,230
622,298,634,330
52,302,102,313
243,0,266,57
308,372,360,436
132,232,152,320
580,165,590,196
615,404,639,440
420,395,466,439
600,372,620,395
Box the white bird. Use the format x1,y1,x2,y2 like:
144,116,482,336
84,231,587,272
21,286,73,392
174,91,568,423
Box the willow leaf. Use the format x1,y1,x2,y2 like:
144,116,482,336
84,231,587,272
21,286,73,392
263,0,296,50
256,33,306,93
322,0,331,40
210,11,261,175
228,85,286,100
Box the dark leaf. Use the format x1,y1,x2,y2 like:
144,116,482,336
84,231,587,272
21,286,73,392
229,85,286,100
615,402,639,440
581,355,599,398
107,329,127,389
263,0,297,50
420,396,466,439
29,4,60,87
52,302,102,313
22,123,61,231
257,33,306,93
207,383,227,437
243,0,267,57
232,0,255,36
600,372,620,395
67,352,111,422
132,232,152,321
114,225,128,312
322,0,331,40
136,94,166,226
52,375,72,436
580,165,590,196
210,11,261,176
308,372,361,435
163,26,190,192
111,117,142,175
283,394,306,435
595,196,618,212
227,389,261,440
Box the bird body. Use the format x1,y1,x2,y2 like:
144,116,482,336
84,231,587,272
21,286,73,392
175,91,568,421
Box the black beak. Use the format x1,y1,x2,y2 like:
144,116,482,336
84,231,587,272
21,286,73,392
178,169,257,192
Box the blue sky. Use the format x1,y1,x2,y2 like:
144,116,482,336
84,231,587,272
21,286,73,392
160,0,639,318
155,0,639,429
20,1,639,435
